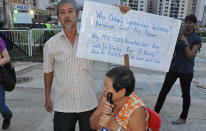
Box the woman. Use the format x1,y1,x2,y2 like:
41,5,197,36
0,37,12,129
154,14,201,124
90,66,148,131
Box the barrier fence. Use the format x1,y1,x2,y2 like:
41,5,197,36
0,28,61,60
0,28,206,60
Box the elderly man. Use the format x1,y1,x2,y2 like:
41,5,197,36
43,0,97,130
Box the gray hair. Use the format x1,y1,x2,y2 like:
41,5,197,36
56,0,79,16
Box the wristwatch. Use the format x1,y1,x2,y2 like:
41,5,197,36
117,126,121,131
185,44,188,47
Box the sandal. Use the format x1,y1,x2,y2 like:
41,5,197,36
172,118,186,124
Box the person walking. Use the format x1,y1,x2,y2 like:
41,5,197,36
0,37,12,130
154,14,202,124
43,0,97,131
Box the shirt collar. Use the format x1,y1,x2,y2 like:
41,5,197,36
60,29,79,39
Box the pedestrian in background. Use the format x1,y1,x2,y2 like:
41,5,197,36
43,0,97,130
154,14,202,124
0,37,12,130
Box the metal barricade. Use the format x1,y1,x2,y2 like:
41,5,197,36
30,28,61,56
0,29,30,60
0,28,61,60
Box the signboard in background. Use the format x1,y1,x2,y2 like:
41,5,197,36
12,4,34,24
13,4,31,10
77,1,182,72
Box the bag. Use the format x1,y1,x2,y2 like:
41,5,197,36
0,63,16,91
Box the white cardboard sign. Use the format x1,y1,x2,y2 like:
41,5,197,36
77,1,181,72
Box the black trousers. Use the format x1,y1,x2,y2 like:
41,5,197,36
154,71,193,120
53,108,96,131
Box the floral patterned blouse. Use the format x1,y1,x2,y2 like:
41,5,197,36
116,92,148,130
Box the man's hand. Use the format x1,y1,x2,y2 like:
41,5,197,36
115,4,131,14
45,98,53,112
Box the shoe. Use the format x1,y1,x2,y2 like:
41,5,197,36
2,118,11,129
172,118,186,124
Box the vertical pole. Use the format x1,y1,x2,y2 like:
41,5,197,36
4,0,13,29
124,54,129,67
28,29,33,56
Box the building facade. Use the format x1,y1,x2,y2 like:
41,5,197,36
192,0,205,24
121,0,204,23
121,0,148,11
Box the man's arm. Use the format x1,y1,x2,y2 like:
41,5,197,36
44,72,54,112
90,95,104,130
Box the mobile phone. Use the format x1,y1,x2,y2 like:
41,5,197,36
179,24,184,36
107,92,113,104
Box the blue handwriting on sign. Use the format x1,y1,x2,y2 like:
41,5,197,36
92,34,100,42
96,20,114,29
126,19,149,29
102,34,111,41
144,30,157,38
152,24,172,34
96,11,106,21
109,14,124,24
119,25,130,32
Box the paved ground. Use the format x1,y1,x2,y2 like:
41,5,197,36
0,43,205,131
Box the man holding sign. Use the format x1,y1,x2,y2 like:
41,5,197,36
43,0,130,130
43,0,97,130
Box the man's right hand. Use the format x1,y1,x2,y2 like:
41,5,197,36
45,98,53,112
119,5,131,14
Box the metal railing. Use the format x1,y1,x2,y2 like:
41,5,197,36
0,29,30,60
0,28,61,60
30,28,61,56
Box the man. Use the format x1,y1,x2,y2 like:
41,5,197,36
43,0,97,130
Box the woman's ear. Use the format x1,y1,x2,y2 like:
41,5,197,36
119,88,126,97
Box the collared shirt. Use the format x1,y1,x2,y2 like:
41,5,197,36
43,30,97,112
170,32,201,73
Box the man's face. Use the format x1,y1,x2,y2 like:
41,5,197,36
58,3,79,30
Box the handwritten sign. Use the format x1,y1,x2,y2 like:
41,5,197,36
77,1,181,72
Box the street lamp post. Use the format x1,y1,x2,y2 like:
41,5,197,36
4,0,13,29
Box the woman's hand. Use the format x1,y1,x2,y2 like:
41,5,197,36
101,97,114,115
178,35,189,46
99,114,119,131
